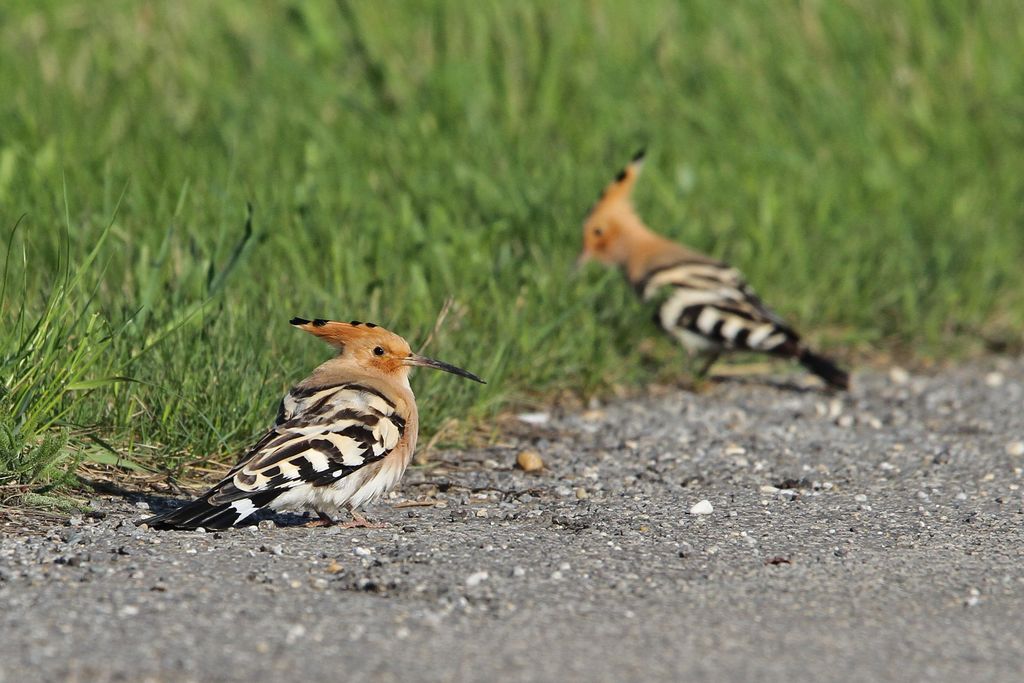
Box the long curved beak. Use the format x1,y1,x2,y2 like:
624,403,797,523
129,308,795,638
405,354,486,384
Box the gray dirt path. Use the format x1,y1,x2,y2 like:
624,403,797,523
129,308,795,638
2,359,1023,683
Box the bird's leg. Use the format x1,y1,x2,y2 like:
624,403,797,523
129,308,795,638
687,351,720,392
695,351,720,380
304,511,336,528
338,508,389,529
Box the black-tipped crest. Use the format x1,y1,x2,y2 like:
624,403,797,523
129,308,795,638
632,148,646,163
289,317,311,326
313,319,328,327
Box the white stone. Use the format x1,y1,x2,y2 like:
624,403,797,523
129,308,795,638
889,367,910,384
465,571,489,587
689,500,714,515
985,372,1005,387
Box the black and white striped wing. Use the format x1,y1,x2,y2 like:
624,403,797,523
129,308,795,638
144,383,405,529
641,261,800,355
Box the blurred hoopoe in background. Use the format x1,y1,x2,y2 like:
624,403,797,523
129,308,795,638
142,318,485,530
578,151,849,390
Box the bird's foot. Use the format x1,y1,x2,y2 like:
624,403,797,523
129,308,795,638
687,376,716,394
339,510,388,529
304,512,336,528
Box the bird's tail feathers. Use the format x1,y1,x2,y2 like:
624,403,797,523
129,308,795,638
140,492,271,530
798,348,850,390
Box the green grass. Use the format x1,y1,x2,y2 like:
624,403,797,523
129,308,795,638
2,1,1023,490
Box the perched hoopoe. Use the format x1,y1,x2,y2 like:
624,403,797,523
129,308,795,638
142,318,485,530
578,151,849,390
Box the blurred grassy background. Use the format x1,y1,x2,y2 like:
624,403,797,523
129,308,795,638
2,0,1023,488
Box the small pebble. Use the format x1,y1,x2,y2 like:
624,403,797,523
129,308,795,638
985,372,1005,388
465,571,489,587
889,367,910,384
516,450,544,472
689,500,714,516
1006,442,1024,457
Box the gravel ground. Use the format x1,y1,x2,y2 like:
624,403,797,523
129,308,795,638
2,360,1024,683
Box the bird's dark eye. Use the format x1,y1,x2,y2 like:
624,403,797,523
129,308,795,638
593,227,603,236
373,346,385,356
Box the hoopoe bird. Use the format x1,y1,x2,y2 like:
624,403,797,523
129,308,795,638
578,151,849,390
142,318,485,530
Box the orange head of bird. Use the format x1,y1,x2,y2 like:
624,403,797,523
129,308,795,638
290,318,485,384
578,149,647,270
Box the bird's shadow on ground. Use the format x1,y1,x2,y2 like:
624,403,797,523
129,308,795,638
704,374,831,395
